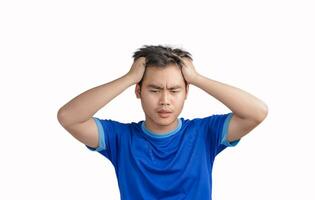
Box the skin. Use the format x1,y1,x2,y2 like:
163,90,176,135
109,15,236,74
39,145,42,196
129,56,268,141
58,54,268,148
135,64,189,134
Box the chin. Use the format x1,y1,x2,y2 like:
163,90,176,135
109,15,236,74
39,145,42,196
156,119,172,125
155,116,177,125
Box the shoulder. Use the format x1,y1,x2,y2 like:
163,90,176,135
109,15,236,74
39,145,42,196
94,118,143,133
95,118,139,126
181,113,231,126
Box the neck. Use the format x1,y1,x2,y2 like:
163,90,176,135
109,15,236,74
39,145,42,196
144,118,179,135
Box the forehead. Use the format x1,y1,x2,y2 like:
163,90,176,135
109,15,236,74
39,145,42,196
142,64,185,88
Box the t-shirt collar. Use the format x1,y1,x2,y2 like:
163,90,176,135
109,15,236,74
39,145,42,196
141,118,182,138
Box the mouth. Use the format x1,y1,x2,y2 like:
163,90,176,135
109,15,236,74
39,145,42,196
157,110,172,118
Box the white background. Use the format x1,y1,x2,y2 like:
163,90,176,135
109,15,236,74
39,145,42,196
1,0,314,199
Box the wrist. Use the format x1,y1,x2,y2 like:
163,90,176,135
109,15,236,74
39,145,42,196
190,73,202,85
123,73,138,85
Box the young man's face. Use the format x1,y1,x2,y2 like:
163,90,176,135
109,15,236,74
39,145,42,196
135,64,189,133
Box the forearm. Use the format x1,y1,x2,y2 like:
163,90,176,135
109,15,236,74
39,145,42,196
58,74,135,126
192,74,268,122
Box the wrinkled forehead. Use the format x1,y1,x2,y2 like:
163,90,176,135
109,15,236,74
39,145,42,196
142,64,186,88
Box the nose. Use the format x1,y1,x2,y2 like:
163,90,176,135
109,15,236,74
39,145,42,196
159,91,170,105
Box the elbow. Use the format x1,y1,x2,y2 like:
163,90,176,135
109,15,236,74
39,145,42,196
57,108,69,127
255,103,269,123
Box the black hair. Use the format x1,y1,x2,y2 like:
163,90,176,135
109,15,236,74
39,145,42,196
132,45,193,87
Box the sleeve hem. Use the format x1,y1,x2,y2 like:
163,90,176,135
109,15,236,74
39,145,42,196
86,117,106,152
221,112,240,147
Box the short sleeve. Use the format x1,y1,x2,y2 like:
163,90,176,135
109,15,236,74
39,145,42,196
205,112,241,157
86,117,106,152
85,117,122,165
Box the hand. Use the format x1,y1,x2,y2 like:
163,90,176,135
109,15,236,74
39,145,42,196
180,57,199,84
127,57,146,84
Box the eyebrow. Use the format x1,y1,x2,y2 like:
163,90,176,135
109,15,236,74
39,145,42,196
147,84,182,90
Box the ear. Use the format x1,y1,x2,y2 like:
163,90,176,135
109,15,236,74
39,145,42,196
135,84,141,99
185,84,189,100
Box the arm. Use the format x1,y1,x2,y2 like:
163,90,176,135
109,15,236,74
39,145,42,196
57,57,146,148
180,58,268,142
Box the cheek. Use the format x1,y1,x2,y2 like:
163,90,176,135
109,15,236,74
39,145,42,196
141,92,186,107
173,95,186,105
141,94,158,107
143,94,157,102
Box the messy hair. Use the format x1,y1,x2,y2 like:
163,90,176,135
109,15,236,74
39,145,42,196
132,45,193,87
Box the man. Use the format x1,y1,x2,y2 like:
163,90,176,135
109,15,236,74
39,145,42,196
57,45,268,200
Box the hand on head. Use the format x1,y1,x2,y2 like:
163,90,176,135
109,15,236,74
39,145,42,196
127,57,146,84
178,57,199,85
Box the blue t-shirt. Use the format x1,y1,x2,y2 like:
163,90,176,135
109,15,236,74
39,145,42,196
86,113,240,200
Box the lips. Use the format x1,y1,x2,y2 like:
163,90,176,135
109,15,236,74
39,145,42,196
157,109,172,113
157,109,172,118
